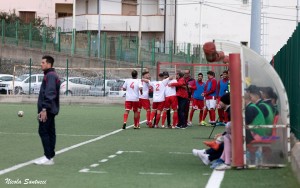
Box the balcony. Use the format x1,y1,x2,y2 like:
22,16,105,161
57,14,164,32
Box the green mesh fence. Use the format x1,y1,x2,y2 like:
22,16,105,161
273,24,300,140
0,20,208,67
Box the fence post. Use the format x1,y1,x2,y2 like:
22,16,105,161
169,41,173,63
42,26,47,51
117,35,122,66
66,59,69,96
103,32,107,97
15,21,19,46
135,36,138,65
71,28,76,56
87,31,91,57
29,58,32,95
1,19,5,44
57,27,61,52
187,43,191,63
151,38,155,65
29,23,32,48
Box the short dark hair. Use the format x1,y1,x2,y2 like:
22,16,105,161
198,73,203,76
207,71,215,76
158,73,164,78
223,70,228,74
42,55,54,67
245,85,261,98
177,72,184,78
131,70,138,78
142,71,149,76
162,71,169,77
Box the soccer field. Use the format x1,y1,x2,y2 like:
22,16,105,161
0,103,299,188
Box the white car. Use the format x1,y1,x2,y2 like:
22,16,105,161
0,74,44,94
0,74,16,94
108,79,127,97
89,79,116,96
60,77,93,96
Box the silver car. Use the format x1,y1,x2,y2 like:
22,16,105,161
60,77,93,96
89,79,116,96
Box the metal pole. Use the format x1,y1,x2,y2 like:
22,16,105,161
297,0,299,26
250,0,261,55
71,0,76,56
229,53,244,168
29,58,32,95
98,0,102,58
137,0,143,65
199,0,204,45
66,59,69,96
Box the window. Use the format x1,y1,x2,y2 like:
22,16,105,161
25,76,36,83
38,76,44,82
56,3,73,18
19,11,36,23
122,0,137,15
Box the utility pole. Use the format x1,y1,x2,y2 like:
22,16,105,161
71,0,76,56
297,0,299,26
137,0,143,65
199,0,204,45
98,0,102,58
250,0,261,55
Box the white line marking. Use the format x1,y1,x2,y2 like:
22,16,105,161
205,170,225,188
116,151,124,154
79,168,90,173
90,164,99,167
99,159,108,163
108,155,116,158
0,120,147,176
169,152,192,155
123,151,143,153
139,172,173,176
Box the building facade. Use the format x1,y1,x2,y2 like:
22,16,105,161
0,0,73,26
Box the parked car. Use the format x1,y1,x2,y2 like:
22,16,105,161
108,79,127,97
60,77,93,96
89,79,116,96
0,74,16,94
0,74,43,94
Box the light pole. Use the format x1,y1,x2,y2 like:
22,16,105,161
98,0,102,58
71,0,76,56
137,0,143,65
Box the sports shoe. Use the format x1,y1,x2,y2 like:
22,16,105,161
34,156,54,165
154,125,159,128
122,123,126,129
203,141,220,150
187,122,193,126
210,158,225,169
216,122,226,126
161,125,165,128
192,149,205,157
198,153,210,165
215,163,231,170
171,126,176,129
200,121,208,126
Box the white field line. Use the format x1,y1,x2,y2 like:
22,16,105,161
0,120,146,176
205,170,225,188
169,152,192,155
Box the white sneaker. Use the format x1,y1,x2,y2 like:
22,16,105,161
34,156,54,165
215,163,231,170
161,125,165,128
192,149,205,157
198,153,210,165
187,122,192,126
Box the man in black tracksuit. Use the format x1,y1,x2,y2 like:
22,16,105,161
35,55,60,165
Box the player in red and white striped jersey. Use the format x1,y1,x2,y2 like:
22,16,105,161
122,70,143,129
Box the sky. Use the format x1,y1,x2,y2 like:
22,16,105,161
176,0,299,60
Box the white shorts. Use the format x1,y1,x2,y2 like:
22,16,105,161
205,99,216,109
